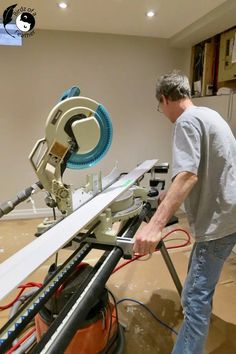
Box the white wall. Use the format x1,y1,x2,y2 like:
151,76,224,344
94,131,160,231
0,30,190,216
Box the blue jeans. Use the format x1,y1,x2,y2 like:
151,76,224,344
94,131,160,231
172,232,236,354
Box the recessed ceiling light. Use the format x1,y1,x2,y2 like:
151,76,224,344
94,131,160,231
58,2,68,9
146,10,156,18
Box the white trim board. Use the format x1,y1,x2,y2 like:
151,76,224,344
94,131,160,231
0,160,157,302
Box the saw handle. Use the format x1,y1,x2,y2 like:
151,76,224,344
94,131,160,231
29,138,47,172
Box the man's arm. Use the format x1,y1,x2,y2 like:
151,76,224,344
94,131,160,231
133,171,198,255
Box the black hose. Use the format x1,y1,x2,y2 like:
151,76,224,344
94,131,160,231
112,324,125,354
99,323,125,354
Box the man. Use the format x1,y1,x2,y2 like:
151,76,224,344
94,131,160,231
133,72,236,354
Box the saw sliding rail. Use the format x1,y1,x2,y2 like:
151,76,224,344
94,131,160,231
0,160,157,303
0,243,92,353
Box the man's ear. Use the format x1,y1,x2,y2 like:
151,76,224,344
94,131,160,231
162,95,168,105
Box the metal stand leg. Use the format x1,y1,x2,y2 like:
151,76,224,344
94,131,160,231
157,240,182,297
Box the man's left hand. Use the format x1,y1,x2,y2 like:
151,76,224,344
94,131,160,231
133,222,162,255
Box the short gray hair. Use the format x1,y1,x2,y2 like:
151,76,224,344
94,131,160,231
156,71,191,102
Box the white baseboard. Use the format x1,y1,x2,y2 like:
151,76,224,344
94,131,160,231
1,208,57,220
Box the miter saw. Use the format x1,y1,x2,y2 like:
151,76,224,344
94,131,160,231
29,86,153,257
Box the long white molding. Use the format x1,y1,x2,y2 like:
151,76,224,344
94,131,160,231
0,160,157,301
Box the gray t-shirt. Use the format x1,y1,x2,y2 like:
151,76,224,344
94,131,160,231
172,106,236,241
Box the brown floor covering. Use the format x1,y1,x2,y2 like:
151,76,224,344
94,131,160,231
0,213,236,353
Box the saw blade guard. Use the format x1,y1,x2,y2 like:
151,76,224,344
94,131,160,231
67,103,113,169
44,94,113,170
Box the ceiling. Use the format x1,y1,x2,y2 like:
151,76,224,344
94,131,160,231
0,0,236,46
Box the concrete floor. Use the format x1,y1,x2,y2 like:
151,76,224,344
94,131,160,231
0,213,236,353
